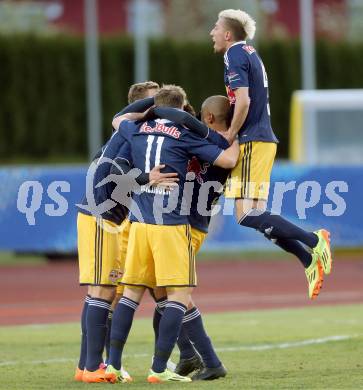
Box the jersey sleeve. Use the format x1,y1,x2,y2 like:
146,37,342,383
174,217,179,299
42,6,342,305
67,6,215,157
154,107,209,138
114,97,154,117
207,129,229,149
118,120,136,143
226,47,249,89
115,141,133,166
184,132,224,164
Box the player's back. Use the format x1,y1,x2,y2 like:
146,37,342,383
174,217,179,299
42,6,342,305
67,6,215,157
77,131,129,224
122,118,224,225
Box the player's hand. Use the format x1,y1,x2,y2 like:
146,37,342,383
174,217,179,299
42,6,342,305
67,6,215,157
223,129,235,145
136,106,157,123
123,112,145,121
149,164,179,188
154,181,179,190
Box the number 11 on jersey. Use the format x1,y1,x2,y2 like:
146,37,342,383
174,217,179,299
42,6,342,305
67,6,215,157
145,135,165,173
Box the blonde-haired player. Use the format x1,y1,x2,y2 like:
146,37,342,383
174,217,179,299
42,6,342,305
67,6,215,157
210,9,332,299
75,81,176,383
127,81,160,104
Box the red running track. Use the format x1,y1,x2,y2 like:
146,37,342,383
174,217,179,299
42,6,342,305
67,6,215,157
0,257,362,326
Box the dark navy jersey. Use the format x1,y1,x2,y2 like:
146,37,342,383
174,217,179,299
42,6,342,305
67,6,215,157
77,98,155,224
224,41,278,144
77,131,128,225
187,129,230,233
118,119,224,226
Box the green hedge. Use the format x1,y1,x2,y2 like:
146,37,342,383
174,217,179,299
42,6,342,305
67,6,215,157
1,35,363,161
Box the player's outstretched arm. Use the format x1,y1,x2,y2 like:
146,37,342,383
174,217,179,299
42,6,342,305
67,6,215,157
112,112,145,133
213,140,240,169
154,107,209,138
113,97,155,118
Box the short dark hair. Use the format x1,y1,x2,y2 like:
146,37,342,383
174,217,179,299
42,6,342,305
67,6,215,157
201,95,231,127
183,101,196,116
154,84,186,109
128,81,160,103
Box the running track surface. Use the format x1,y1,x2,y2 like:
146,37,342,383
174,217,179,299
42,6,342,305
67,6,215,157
1,257,363,326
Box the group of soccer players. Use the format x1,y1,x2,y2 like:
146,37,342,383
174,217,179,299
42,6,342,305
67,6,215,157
74,8,333,384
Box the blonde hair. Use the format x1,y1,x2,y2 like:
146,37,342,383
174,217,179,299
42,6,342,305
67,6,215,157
128,81,160,103
219,9,256,40
154,84,187,109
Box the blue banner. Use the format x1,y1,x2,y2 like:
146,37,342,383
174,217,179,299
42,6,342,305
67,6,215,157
205,164,362,251
0,163,362,252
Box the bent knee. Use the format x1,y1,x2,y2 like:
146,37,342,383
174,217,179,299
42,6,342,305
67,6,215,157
166,287,193,306
111,293,122,310
123,286,145,303
235,198,266,221
91,285,116,302
153,286,167,300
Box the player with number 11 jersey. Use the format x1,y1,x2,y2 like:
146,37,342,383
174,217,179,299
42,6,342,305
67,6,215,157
106,85,239,384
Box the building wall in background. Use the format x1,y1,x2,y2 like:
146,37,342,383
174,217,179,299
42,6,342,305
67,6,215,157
264,0,347,40
2,0,361,41
50,0,128,35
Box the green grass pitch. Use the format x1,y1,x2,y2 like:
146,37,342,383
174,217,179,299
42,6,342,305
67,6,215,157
0,304,362,389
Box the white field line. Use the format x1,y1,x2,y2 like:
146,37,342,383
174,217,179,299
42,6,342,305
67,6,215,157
0,334,358,367
213,334,357,352
192,291,363,305
11,317,360,330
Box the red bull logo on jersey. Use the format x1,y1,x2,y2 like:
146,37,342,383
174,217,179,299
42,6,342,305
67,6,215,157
187,156,209,185
226,86,236,104
140,121,181,139
243,45,256,55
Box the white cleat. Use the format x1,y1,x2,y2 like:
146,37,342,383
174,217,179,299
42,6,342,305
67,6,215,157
121,366,132,382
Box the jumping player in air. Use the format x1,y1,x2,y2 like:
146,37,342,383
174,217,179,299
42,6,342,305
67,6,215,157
210,9,332,299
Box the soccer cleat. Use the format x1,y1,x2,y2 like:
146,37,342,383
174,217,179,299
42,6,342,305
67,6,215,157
147,368,192,383
305,252,324,299
121,366,133,382
74,367,84,382
105,364,133,383
191,364,227,381
82,367,115,383
175,354,204,376
313,229,332,274
167,359,177,372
